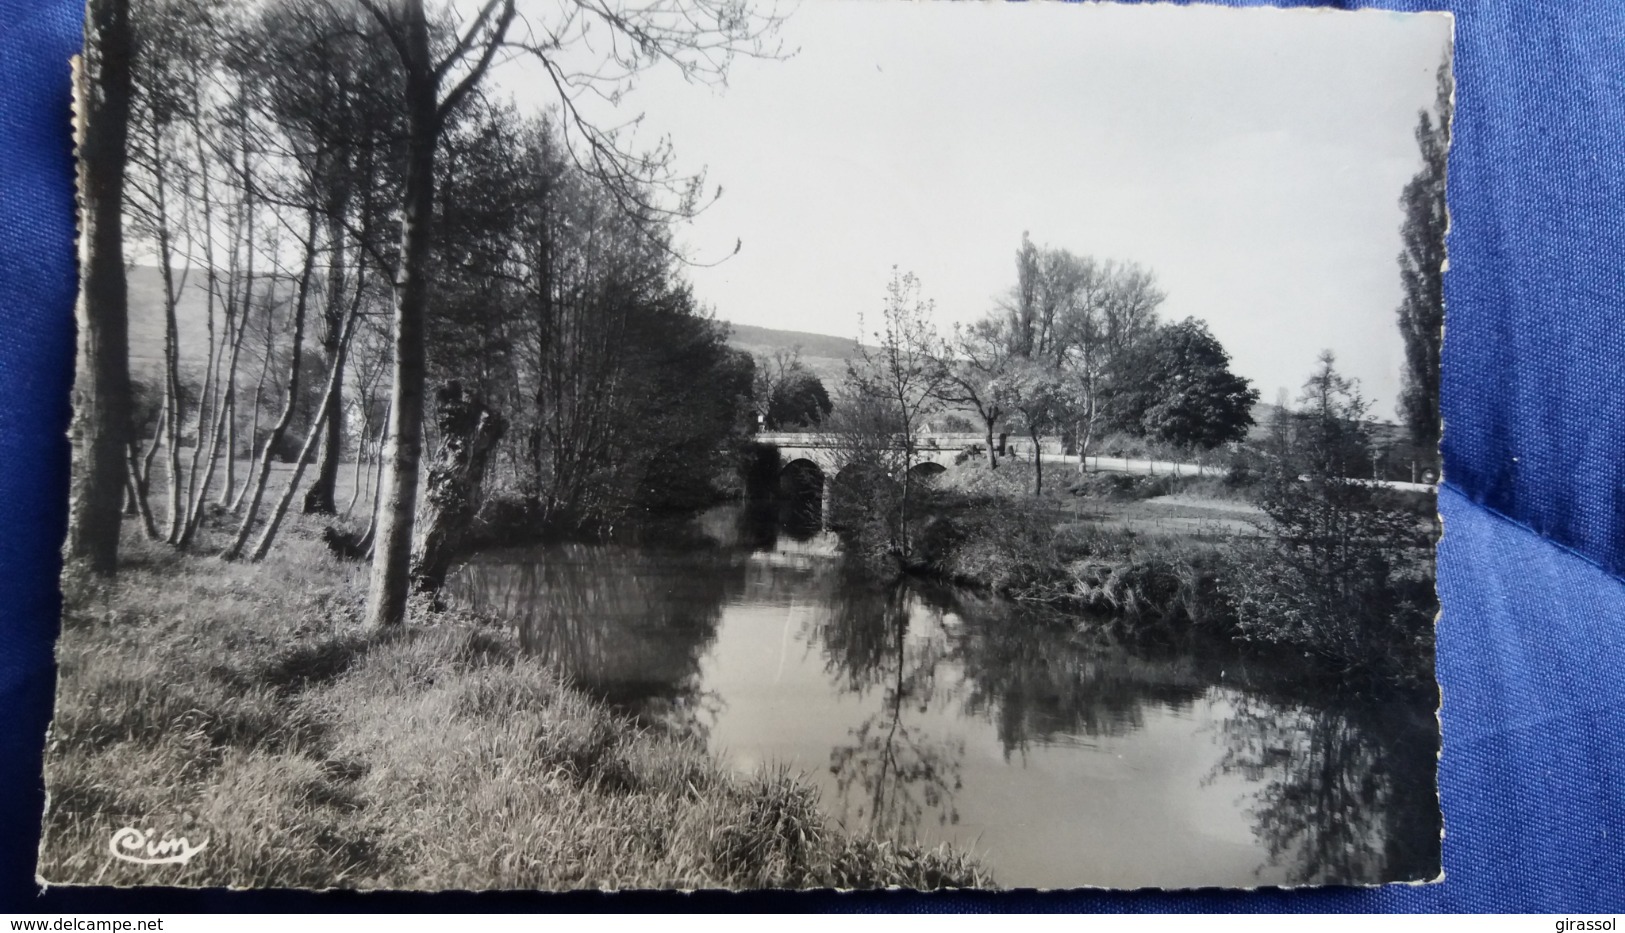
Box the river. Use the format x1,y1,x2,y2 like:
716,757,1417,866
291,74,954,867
444,502,1440,889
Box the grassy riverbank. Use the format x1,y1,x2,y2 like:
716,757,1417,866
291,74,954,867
898,462,1239,629
41,517,987,890
855,459,1436,687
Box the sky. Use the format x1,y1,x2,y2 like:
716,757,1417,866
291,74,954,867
492,1,1453,420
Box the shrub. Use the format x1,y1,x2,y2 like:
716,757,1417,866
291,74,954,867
1219,466,1438,684
1065,472,1181,501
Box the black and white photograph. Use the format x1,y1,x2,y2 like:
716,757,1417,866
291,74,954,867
49,0,1450,891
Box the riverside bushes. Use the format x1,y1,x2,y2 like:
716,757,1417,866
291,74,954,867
1219,475,1438,687
41,516,986,890
904,473,1227,636
890,458,1433,683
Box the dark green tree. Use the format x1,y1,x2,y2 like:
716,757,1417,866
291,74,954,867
768,370,832,429
1108,318,1258,451
753,347,832,429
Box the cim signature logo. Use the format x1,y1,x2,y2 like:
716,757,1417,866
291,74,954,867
108,826,208,866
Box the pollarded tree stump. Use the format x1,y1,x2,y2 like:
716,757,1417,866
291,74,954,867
410,381,507,601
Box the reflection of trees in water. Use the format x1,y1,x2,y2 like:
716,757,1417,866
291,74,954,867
810,576,1438,884
446,543,738,735
951,603,1209,760
1212,691,1441,884
812,579,1219,833
776,497,825,542
720,496,826,554
821,581,1209,757
816,582,967,837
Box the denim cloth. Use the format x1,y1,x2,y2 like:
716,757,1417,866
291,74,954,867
2,0,1622,913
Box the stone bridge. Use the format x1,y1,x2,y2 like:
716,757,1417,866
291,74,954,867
750,432,987,509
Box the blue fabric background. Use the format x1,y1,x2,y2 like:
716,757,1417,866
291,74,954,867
3,0,1622,913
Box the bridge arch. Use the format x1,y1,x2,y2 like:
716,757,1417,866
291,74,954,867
778,457,825,499
908,461,947,480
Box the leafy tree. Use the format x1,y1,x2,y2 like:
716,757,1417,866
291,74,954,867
1396,57,1451,466
985,234,1166,469
770,370,832,430
991,360,1069,496
357,0,783,629
753,347,831,429
938,316,1013,469
1106,318,1258,453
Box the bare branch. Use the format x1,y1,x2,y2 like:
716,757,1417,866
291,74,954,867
436,0,517,125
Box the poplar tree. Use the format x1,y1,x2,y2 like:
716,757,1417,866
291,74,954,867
1396,58,1452,466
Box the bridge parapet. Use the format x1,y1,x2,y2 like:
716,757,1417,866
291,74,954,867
753,431,986,451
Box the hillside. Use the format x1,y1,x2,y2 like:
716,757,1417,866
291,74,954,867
722,322,860,388
723,322,860,361
127,265,861,386
127,265,215,379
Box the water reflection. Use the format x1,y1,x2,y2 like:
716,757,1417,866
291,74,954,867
949,597,1210,759
814,583,965,835
446,503,1439,887
444,542,735,734
1211,691,1441,884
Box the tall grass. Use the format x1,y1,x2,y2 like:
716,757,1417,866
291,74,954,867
41,517,986,890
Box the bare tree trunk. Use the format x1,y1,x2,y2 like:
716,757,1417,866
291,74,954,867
250,304,361,560
362,0,514,627
180,288,250,547
122,464,140,517
1078,388,1098,475
233,346,273,511
125,441,158,539
157,225,184,544
1031,428,1043,497
410,383,506,599
365,11,437,630
221,166,255,507
67,0,134,575
304,213,350,515
899,467,911,558
223,209,317,560
129,406,165,537
181,268,218,537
